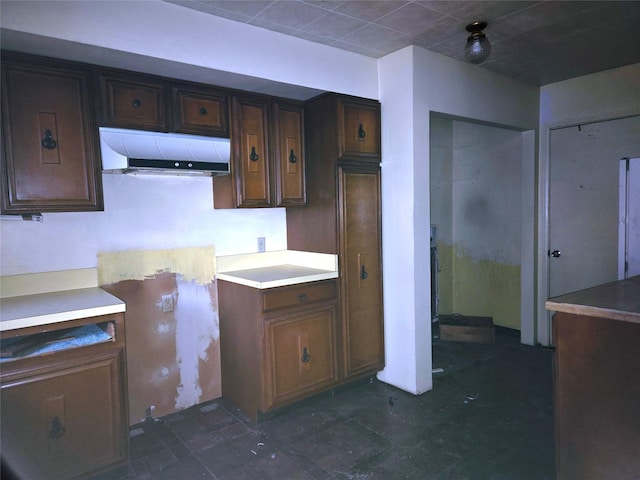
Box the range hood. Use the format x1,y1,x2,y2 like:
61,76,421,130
99,127,230,176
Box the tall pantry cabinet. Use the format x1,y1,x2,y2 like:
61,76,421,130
287,93,384,382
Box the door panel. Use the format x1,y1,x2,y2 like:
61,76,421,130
549,116,640,298
339,166,384,378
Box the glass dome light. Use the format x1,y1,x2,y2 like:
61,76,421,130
464,21,491,64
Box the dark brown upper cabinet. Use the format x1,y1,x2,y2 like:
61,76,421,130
172,83,229,137
229,94,271,208
214,96,306,209
98,72,168,131
272,100,306,207
337,97,381,161
1,55,103,213
98,71,230,138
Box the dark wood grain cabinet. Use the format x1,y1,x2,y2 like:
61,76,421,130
218,279,338,420
98,72,230,137
287,93,384,382
272,100,306,206
338,164,384,379
214,96,306,209
0,313,129,479
172,83,229,137
338,97,381,161
230,94,271,208
1,55,103,214
98,72,168,131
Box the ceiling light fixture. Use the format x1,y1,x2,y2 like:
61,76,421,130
464,21,491,64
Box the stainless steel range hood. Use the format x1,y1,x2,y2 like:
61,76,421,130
99,127,230,176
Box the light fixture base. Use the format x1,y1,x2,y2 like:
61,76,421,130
466,21,487,34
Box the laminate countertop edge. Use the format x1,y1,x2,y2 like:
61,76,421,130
545,276,640,325
0,287,126,332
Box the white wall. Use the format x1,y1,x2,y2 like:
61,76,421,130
378,46,538,394
0,175,287,275
536,63,640,345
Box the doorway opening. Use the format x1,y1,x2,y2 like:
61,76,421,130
429,113,534,344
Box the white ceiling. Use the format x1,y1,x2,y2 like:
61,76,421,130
164,0,640,86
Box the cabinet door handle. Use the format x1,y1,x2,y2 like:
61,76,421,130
297,293,308,303
49,416,65,439
301,347,310,363
41,129,57,150
358,123,366,139
132,99,142,108
289,149,297,164
360,264,368,280
250,146,259,161
199,107,207,115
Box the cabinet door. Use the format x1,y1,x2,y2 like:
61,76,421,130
339,165,384,379
1,61,103,213
99,74,167,130
1,350,128,479
266,304,338,409
272,101,306,207
230,95,271,207
172,85,229,137
337,98,381,161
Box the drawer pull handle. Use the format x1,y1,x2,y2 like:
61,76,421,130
132,99,142,108
199,107,207,115
49,416,65,439
301,347,310,363
250,146,259,161
41,129,57,150
289,149,297,163
358,123,366,139
297,294,308,303
360,265,368,280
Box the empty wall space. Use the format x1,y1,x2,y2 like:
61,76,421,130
430,115,523,330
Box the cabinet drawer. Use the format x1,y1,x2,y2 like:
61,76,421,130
100,74,167,130
337,98,381,160
266,304,337,409
172,86,229,136
262,280,337,312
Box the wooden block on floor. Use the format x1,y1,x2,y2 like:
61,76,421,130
439,315,495,344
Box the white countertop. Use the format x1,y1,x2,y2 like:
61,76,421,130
0,287,126,332
0,269,126,333
216,250,338,289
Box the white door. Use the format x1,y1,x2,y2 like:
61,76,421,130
619,157,640,278
548,116,640,299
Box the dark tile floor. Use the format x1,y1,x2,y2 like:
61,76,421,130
93,328,555,480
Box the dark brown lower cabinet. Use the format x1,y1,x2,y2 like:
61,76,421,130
553,312,640,480
1,313,129,479
218,279,338,420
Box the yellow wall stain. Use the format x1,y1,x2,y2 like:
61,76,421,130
437,243,521,330
435,243,454,316
98,246,215,286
